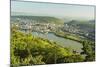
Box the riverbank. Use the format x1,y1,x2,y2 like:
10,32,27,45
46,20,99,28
54,32,83,43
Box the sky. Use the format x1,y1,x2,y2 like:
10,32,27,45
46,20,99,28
11,1,95,20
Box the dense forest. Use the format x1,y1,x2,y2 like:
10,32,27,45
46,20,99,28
11,25,95,67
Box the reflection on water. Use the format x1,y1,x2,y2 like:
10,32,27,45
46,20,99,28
32,32,83,53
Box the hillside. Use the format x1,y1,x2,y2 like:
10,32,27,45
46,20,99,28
66,20,95,30
11,16,64,24
11,27,85,66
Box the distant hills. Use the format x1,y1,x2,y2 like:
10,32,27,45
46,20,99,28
11,15,95,26
11,16,64,24
66,20,95,32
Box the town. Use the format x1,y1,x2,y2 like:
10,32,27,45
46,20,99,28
11,17,95,41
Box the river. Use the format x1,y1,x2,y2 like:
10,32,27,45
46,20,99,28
32,32,83,53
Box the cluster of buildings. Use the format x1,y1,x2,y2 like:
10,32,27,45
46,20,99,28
63,23,95,40
11,18,95,40
11,19,61,33
63,24,79,34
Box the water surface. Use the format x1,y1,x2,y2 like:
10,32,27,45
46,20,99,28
32,32,83,53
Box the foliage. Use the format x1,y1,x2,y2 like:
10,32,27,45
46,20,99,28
57,54,85,63
81,41,95,61
11,26,94,66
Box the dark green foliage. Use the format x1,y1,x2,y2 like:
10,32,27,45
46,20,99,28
82,41,95,61
14,49,29,58
57,54,84,63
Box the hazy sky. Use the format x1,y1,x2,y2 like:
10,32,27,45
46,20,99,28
11,1,95,20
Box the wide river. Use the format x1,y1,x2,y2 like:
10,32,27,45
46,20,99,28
32,32,83,53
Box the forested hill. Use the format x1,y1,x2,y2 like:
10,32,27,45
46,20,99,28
11,16,64,24
67,20,95,29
